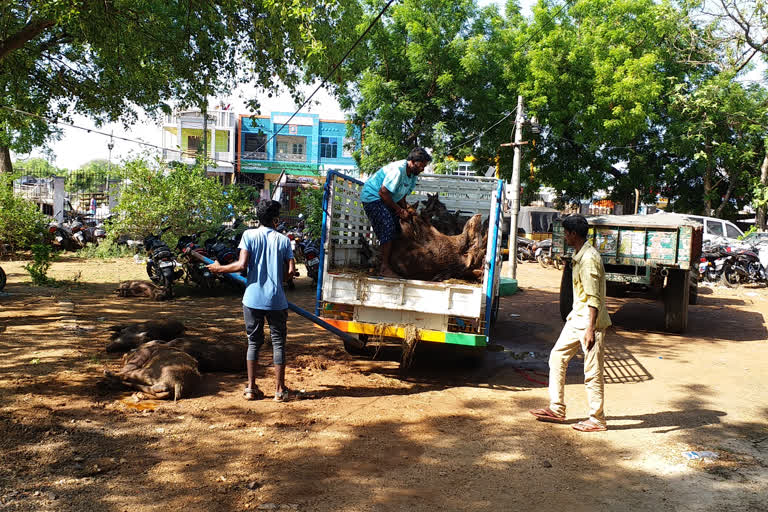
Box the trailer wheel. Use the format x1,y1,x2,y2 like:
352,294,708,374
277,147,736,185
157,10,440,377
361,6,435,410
664,269,689,333
559,261,573,322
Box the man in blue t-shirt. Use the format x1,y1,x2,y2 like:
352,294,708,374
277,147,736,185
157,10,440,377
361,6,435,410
361,147,432,277
207,200,297,402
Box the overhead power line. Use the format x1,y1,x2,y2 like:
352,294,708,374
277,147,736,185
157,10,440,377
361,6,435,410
0,105,238,166
448,0,576,153
254,0,398,153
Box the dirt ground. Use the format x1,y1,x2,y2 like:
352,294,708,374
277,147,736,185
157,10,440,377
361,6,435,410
0,255,766,511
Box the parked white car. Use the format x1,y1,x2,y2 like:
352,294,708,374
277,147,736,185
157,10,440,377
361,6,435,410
654,212,743,244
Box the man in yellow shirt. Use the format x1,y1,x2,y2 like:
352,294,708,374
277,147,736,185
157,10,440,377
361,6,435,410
530,214,611,432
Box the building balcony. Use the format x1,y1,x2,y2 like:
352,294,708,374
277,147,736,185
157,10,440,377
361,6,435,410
161,149,235,172
163,110,236,129
275,153,307,162
241,151,268,161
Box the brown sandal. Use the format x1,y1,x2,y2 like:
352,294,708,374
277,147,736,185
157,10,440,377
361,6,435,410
529,408,567,423
572,420,607,432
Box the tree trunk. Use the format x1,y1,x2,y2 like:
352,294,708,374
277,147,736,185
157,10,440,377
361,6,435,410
715,173,737,219
0,145,12,173
757,151,768,231
703,148,713,216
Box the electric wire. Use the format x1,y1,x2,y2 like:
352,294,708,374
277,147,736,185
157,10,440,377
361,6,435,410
447,0,577,153
2,0,398,168
0,105,238,166
252,0,398,154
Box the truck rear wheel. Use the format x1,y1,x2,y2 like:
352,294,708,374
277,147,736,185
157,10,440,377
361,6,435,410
664,269,689,333
559,261,573,322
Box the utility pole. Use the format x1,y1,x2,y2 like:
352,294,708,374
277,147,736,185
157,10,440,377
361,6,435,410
503,95,525,279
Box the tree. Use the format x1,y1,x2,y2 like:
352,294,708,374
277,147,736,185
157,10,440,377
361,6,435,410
0,0,363,172
337,0,516,174
0,172,50,251
109,158,256,244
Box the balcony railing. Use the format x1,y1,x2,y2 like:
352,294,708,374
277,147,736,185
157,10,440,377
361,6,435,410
163,111,235,128
275,153,306,162
241,151,268,161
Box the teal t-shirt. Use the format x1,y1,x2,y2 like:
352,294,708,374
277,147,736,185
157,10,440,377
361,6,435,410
239,226,294,310
361,160,418,204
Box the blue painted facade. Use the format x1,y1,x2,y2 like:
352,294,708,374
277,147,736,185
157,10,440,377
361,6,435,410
239,112,360,179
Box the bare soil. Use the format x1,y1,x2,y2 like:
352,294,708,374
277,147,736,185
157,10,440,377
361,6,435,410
0,256,766,511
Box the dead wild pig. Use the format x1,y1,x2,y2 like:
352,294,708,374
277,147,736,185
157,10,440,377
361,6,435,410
389,205,487,282
166,338,247,372
419,193,465,235
106,319,185,353
103,341,200,400
115,280,170,301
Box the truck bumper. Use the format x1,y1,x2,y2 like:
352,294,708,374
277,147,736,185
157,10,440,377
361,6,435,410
319,318,488,347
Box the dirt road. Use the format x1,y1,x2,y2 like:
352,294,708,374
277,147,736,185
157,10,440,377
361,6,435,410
0,257,766,511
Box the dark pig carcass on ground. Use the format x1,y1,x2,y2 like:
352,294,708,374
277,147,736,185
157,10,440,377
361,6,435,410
103,341,200,400
106,319,185,353
166,337,247,372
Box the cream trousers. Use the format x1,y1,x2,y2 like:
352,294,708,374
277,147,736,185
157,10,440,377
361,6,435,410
548,321,606,426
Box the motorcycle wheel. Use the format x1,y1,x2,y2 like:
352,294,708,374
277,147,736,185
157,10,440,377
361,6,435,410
553,258,561,271
0,266,6,291
146,261,162,284
720,268,741,288
538,254,549,269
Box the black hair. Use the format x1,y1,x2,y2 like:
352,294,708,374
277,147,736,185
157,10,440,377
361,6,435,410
562,214,589,239
256,200,281,227
406,147,432,164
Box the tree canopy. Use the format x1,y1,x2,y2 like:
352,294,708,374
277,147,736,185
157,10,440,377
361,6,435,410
339,0,767,219
1,0,363,171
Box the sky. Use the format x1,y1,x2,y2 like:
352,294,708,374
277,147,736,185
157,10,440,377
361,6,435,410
12,0,765,170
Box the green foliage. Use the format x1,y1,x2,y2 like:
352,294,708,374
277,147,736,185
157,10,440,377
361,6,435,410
75,239,133,259
739,225,758,240
338,0,511,174
0,173,49,251
66,160,122,195
1,0,363,164
109,158,255,245
296,187,325,239
12,158,60,177
23,244,54,286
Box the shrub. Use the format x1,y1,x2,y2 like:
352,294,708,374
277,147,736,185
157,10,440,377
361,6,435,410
23,244,55,285
0,173,50,252
108,158,256,246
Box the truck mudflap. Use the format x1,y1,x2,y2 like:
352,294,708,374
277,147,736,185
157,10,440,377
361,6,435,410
320,317,488,347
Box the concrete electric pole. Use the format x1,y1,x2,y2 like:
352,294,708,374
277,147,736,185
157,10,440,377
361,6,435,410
503,95,525,279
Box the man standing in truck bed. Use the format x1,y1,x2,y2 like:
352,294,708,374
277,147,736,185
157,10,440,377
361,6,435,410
360,147,432,278
529,214,612,432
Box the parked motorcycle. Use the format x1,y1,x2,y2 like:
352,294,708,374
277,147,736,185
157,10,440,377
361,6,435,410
720,244,768,288
516,236,536,263
533,238,560,269
143,227,183,292
176,232,218,289
298,237,320,285
47,221,77,252
698,247,730,283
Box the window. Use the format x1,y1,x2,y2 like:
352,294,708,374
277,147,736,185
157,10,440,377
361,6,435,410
244,133,267,152
275,135,306,160
725,223,742,239
320,137,338,159
187,135,201,151
706,220,723,237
